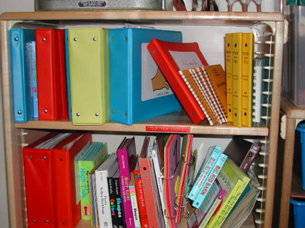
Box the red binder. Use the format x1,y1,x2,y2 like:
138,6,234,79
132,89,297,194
36,29,59,121
147,39,209,125
23,132,61,228
55,29,69,120
53,133,92,228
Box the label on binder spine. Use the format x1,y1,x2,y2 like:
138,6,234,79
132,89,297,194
146,126,190,133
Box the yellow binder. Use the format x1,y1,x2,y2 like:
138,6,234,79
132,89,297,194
232,33,243,127
225,33,233,122
69,28,110,125
241,33,254,127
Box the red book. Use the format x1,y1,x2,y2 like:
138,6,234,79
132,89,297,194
139,158,164,228
147,39,209,125
23,132,62,228
55,29,69,120
36,29,59,121
133,169,149,228
53,133,92,228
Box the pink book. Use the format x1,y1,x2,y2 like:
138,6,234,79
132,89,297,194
117,137,137,228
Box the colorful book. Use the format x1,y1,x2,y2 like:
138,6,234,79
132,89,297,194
78,142,108,220
223,137,260,173
192,153,227,208
163,134,182,228
241,33,254,127
206,159,251,228
129,174,141,228
113,169,125,228
69,28,110,125
109,28,182,125
147,40,209,125
95,153,118,228
107,165,120,228
188,146,222,201
36,28,60,121
10,28,36,123
117,137,138,228
232,32,243,127
225,33,233,122
28,40,38,120
64,29,72,121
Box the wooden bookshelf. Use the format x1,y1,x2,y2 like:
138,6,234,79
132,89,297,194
0,11,285,228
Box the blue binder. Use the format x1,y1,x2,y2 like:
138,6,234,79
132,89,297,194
10,29,36,123
65,29,72,121
110,28,182,125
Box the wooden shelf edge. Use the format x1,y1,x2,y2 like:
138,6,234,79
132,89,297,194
1,11,284,22
281,97,305,120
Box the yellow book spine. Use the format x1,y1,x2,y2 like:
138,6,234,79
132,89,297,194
241,33,254,127
206,180,248,228
232,33,243,127
225,33,233,122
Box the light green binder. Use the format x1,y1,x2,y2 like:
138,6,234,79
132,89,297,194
69,28,110,125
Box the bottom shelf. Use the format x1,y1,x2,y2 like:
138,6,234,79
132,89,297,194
75,214,255,228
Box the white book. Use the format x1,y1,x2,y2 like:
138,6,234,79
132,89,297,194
150,141,170,228
129,181,141,228
95,154,118,228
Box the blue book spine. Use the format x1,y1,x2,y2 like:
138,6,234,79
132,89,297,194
192,153,228,208
188,146,222,201
10,29,35,123
65,29,72,121
29,41,39,119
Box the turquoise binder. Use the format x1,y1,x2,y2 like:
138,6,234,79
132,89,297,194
110,28,182,125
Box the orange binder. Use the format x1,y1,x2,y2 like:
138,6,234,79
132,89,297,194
53,133,92,228
147,39,209,125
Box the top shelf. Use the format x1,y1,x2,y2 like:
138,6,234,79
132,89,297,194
1,11,284,22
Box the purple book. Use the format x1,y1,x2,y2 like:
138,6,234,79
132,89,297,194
117,137,137,228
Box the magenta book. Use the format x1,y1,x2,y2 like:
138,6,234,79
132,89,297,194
117,137,137,228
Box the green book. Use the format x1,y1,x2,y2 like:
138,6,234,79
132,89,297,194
78,142,108,220
287,0,298,5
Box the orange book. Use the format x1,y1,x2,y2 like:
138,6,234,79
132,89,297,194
139,158,164,228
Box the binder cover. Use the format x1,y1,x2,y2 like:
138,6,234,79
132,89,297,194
36,29,60,121
55,29,69,120
110,28,182,125
53,133,92,228
225,33,233,122
23,132,62,228
69,28,110,125
147,39,209,125
10,29,36,123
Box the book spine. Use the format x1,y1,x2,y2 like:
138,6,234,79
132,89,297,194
199,189,227,228
240,143,260,173
151,150,169,228
134,170,149,228
206,180,248,227
29,41,38,119
241,33,254,127
130,185,142,228
188,146,222,200
225,33,233,122
79,160,93,220
252,58,263,125
118,149,135,228
95,170,112,228
114,175,125,228
192,154,227,208
108,176,119,228
232,32,243,127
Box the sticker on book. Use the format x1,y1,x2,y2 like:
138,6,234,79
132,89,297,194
169,50,202,70
141,43,174,101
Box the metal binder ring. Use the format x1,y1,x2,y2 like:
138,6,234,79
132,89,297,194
174,195,189,209
160,167,175,180
181,154,196,166
164,209,176,220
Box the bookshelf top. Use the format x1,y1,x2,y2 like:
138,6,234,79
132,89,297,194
281,97,305,119
1,11,284,23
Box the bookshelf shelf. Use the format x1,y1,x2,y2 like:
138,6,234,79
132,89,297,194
0,11,285,228
15,111,269,136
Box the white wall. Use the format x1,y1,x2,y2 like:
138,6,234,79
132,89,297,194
0,1,34,228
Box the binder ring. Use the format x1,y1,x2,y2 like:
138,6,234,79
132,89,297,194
160,167,175,180
164,209,176,219
181,154,196,166
174,195,189,209
184,209,191,219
